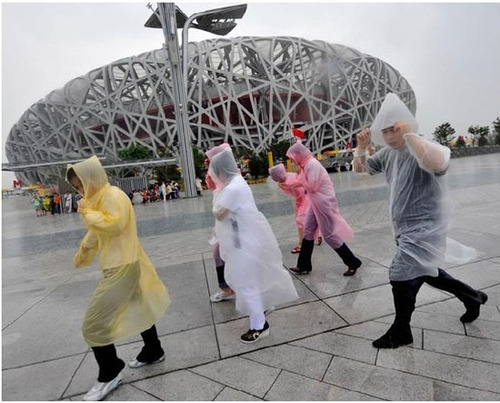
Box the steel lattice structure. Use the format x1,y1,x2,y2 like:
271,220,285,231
5,36,416,184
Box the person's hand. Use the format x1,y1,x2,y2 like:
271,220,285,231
356,128,371,150
394,121,413,135
73,246,96,268
77,198,91,212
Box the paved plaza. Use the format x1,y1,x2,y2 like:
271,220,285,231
2,153,500,401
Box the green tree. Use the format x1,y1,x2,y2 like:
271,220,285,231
248,151,269,179
433,123,455,146
117,144,151,177
468,125,490,146
192,145,206,179
269,139,292,164
117,144,150,160
492,117,500,146
153,146,179,183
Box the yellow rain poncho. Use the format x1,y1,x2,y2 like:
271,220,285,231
67,156,170,347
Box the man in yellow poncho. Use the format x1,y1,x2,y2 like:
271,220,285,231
66,156,170,401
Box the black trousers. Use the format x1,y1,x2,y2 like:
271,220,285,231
91,325,161,382
389,268,482,334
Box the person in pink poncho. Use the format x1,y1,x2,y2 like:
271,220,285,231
268,163,322,254
285,141,362,276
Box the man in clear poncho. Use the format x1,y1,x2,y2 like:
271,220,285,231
66,156,170,400
285,141,362,276
353,93,487,349
208,147,298,343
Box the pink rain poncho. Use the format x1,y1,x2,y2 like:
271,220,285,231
208,148,298,315
286,142,353,248
362,93,476,281
67,156,170,347
268,163,312,233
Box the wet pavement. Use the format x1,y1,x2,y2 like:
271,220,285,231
2,153,500,401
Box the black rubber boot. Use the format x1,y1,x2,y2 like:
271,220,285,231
289,239,314,274
373,279,421,349
136,325,164,363
334,243,362,276
92,344,125,382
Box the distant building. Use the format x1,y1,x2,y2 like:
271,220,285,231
5,36,416,184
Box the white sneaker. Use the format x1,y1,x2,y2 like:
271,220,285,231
83,372,122,401
210,290,235,302
128,353,165,368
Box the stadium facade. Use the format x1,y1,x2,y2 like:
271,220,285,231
5,36,416,185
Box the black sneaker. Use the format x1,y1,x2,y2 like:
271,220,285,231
240,321,270,344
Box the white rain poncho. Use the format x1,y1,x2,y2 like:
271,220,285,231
362,94,476,281
208,148,298,315
286,142,353,248
67,156,170,346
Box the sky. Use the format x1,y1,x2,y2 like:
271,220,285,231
2,1,500,187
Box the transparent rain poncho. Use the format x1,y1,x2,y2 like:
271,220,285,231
208,148,298,315
66,156,170,346
286,142,353,248
360,94,476,281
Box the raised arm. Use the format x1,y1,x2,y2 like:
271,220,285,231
403,132,450,174
353,128,371,173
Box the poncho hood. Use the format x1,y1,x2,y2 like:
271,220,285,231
370,93,418,146
66,155,109,199
208,148,239,187
269,163,287,183
286,141,313,167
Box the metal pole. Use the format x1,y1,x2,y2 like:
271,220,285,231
158,3,198,198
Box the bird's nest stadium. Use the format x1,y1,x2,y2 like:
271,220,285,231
5,36,416,184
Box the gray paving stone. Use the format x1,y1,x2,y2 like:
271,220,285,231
324,282,449,325
265,370,380,401
2,278,94,368
215,387,262,401
285,256,389,300
445,260,500,292
291,331,378,365
377,346,500,394
132,369,224,400
215,300,347,357
431,380,500,401
243,344,332,380
2,354,82,401
323,356,435,400
465,318,500,341
423,329,500,364
190,356,280,398
155,261,214,335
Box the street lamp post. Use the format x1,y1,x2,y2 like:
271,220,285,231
145,3,247,198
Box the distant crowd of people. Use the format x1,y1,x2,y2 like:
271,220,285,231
30,190,81,217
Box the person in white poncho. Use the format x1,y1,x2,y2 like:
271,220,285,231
208,146,298,344
353,93,487,349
